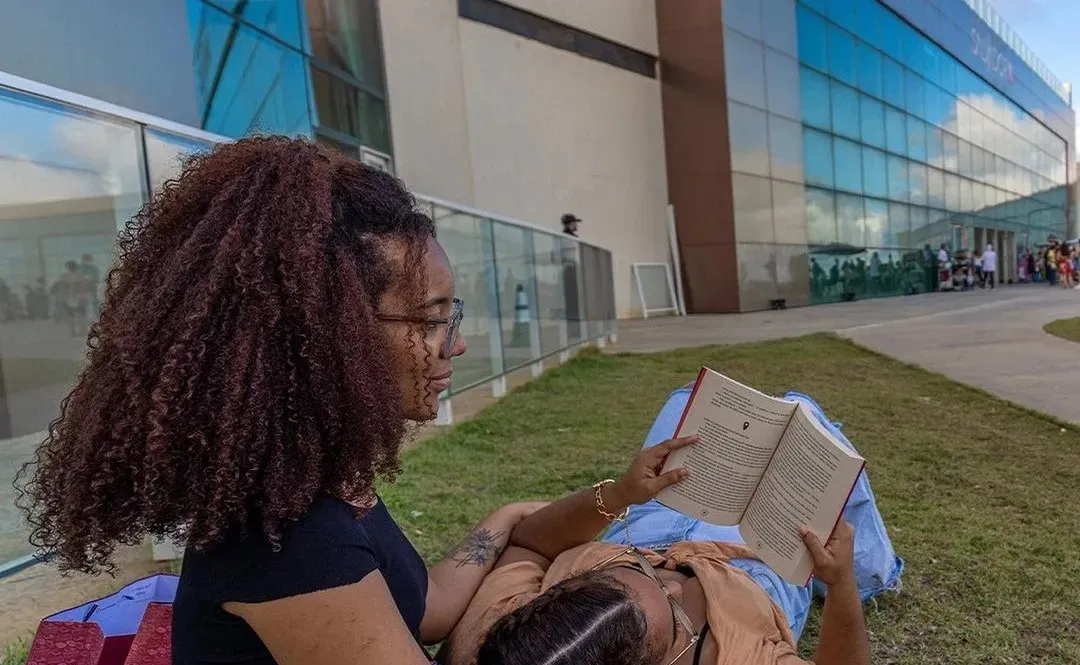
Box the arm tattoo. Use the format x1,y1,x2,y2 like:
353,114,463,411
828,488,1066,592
446,528,505,568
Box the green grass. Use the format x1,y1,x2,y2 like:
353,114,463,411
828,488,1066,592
0,635,29,665
382,334,1080,664
1044,317,1080,343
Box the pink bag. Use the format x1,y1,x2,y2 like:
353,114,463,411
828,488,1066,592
27,574,177,665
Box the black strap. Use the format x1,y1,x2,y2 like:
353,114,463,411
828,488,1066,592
692,623,711,665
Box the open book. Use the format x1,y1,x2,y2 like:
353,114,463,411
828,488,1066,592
657,369,864,585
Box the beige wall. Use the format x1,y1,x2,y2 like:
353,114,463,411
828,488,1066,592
378,0,475,204
500,0,658,54
380,0,669,318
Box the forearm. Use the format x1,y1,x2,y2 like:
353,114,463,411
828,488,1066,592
421,507,520,642
510,482,627,561
813,576,871,665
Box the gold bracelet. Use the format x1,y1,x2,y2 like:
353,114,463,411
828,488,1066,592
593,479,628,522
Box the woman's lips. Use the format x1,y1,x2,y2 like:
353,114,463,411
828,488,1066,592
430,374,452,393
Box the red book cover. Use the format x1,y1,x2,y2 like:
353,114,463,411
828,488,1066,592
124,603,172,665
27,622,105,665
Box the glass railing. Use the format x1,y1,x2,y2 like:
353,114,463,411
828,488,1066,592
421,197,616,405
0,71,616,573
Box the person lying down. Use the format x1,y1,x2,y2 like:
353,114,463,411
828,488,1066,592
441,385,903,665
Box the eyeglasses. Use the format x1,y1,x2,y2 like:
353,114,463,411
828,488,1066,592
590,544,700,665
376,298,464,358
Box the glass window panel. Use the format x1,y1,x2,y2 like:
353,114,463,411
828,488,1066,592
904,69,925,118
960,177,973,211
827,0,856,32
724,27,767,108
796,3,828,71
910,205,930,234
834,137,863,193
887,155,909,201
907,115,927,162
885,106,907,155
827,24,857,84
943,131,958,172
0,88,148,563
804,128,835,187
865,198,889,247
836,193,865,246
882,56,905,109
491,221,541,369
763,0,798,56
723,0,762,38
800,66,831,129
927,127,944,168
191,3,313,137
528,232,572,356
924,84,950,128
940,56,957,94
438,211,504,383
889,202,910,246
830,81,860,139
854,0,882,44
880,9,903,61
305,0,386,91
733,173,776,243
769,114,804,182
765,49,801,120
806,187,837,244
945,172,960,211
971,146,985,181
927,167,945,208
856,42,883,98
145,129,211,192
909,161,928,205
311,67,391,152
728,101,771,176
860,95,885,148
803,0,826,13
958,139,972,176
773,180,809,245
923,42,941,87
901,24,924,74
863,147,888,198
210,0,305,47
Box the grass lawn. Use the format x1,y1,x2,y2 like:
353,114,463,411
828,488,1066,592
1044,317,1080,344
382,334,1080,664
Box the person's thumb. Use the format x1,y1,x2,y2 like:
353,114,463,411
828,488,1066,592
799,527,828,563
648,467,689,494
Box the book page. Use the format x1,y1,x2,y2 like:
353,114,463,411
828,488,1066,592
656,369,798,526
739,405,865,585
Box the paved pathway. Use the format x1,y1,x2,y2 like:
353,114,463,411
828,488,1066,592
615,285,1080,425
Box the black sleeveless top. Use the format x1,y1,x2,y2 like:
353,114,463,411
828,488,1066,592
172,496,427,664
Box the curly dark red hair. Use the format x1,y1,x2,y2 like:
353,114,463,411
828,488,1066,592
15,136,435,574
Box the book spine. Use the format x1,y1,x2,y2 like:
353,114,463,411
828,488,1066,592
673,367,708,437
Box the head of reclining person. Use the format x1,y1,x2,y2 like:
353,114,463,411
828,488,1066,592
476,565,692,665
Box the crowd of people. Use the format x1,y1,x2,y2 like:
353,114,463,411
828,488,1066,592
0,254,101,336
934,236,1078,293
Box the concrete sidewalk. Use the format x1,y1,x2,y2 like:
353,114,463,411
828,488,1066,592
614,285,1080,425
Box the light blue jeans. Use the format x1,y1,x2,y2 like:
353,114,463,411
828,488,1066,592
601,386,904,640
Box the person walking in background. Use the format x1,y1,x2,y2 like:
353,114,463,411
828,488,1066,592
1046,242,1058,286
981,243,997,290
57,260,91,336
1057,244,1074,289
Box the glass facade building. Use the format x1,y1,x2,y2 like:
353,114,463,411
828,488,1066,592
187,0,392,158
660,0,1074,312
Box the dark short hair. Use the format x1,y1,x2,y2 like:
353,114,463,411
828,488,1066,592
477,569,662,665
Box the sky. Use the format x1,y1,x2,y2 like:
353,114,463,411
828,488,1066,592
989,0,1080,148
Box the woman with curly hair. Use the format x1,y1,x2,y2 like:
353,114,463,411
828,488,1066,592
14,136,684,664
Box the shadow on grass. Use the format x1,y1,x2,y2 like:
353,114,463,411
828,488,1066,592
382,333,1080,664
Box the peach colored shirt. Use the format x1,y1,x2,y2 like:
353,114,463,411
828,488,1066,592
445,541,812,665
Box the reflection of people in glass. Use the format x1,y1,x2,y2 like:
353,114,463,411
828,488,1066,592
829,260,840,297
810,258,825,297
57,261,91,337
869,252,881,295
561,213,581,238
81,254,101,319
